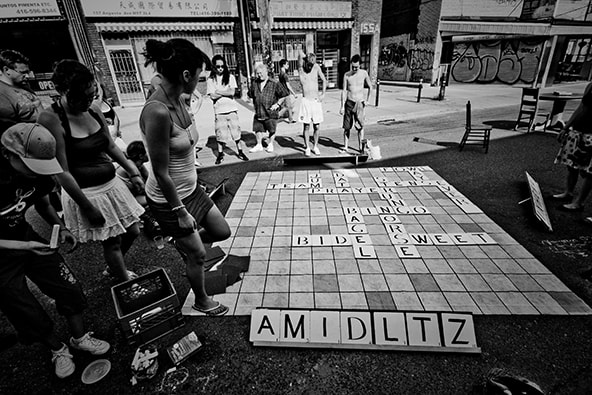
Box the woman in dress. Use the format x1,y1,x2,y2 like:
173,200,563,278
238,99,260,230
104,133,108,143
140,38,230,316
38,60,144,283
554,82,592,212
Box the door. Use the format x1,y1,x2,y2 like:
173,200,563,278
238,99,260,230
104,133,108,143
318,49,339,89
360,35,372,71
105,46,145,106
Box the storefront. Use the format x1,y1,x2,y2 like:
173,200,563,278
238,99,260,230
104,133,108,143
249,0,353,89
79,0,244,106
0,0,79,103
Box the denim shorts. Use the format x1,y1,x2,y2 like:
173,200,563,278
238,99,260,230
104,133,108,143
147,186,214,239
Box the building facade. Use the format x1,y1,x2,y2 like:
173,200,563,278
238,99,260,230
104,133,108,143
80,0,246,106
0,0,89,103
247,0,382,89
435,0,592,86
378,0,443,83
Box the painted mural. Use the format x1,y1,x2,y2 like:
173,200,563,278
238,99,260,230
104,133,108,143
451,39,544,84
378,35,435,82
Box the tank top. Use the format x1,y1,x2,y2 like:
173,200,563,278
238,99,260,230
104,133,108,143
140,101,198,203
51,102,115,188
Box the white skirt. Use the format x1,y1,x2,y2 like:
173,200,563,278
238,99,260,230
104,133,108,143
61,176,145,243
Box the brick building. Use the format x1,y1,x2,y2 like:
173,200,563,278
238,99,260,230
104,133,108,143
248,0,382,89
378,0,443,83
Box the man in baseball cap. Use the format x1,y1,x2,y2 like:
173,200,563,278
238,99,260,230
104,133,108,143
1,122,62,175
0,122,110,378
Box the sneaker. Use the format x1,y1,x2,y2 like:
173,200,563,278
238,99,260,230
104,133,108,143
52,344,75,378
249,144,263,153
215,153,224,165
266,143,274,153
237,151,249,161
312,146,321,156
305,147,311,156
70,332,110,355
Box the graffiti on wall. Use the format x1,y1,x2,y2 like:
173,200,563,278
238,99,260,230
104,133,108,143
378,37,435,81
451,39,544,84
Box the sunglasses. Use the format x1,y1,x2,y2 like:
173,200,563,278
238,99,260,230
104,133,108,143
215,65,225,69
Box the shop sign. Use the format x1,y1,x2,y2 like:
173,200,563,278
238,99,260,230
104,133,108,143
441,0,522,18
0,0,61,19
79,0,238,18
360,22,379,34
269,1,351,18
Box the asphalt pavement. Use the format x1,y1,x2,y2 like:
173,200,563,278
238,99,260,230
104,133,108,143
1,81,592,394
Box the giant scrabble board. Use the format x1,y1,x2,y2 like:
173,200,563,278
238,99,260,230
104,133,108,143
183,167,592,316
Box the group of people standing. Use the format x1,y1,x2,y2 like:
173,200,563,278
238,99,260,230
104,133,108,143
0,41,374,379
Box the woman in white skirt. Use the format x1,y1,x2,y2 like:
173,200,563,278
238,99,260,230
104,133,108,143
38,60,144,282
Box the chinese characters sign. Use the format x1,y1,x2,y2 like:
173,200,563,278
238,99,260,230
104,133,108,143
269,1,351,18
441,0,522,18
0,0,61,19
80,0,238,18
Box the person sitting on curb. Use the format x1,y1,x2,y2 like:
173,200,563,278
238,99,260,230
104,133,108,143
207,55,249,165
248,63,289,153
0,123,110,378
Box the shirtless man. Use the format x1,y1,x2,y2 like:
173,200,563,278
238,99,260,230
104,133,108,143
339,54,372,153
297,52,327,156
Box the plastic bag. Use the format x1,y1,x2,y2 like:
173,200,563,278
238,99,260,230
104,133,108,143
366,139,382,160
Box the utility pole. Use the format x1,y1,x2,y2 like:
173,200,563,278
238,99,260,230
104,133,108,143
257,0,274,76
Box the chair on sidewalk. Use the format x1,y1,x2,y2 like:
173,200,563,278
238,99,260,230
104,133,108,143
514,87,548,132
459,100,492,153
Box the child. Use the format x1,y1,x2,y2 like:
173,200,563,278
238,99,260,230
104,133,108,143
116,141,161,238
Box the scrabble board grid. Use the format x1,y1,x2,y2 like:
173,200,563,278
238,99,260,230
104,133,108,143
185,167,591,316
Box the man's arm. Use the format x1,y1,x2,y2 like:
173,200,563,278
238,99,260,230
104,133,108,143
317,66,327,99
364,71,372,104
340,74,349,114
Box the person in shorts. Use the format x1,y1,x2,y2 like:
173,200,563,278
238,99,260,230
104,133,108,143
248,63,289,153
0,123,110,378
340,54,372,154
140,38,231,316
207,55,249,165
297,52,327,156
278,59,297,123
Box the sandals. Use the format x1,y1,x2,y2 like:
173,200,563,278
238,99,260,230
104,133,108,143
557,204,584,212
549,193,573,201
192,301,229,316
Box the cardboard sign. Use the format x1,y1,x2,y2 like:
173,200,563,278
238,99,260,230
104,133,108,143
250,309,479,353
525,172,553,232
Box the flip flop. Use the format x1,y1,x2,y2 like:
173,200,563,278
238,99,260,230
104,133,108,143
557,204,584,212
549,193,573,201
192,302,229,316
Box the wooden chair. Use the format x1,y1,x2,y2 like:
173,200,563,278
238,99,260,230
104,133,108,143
514,87,548,132
459,101,492,153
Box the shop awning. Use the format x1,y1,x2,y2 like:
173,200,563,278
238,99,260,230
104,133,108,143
251,20,352,30
95,21,234,33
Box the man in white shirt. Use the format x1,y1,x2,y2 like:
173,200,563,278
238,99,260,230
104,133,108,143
206,55,249,164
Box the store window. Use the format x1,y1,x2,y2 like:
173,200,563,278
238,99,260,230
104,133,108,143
556,37,592,82
253,33,307,76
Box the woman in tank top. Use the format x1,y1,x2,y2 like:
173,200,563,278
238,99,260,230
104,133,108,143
140,39,231,316
38,60,145,283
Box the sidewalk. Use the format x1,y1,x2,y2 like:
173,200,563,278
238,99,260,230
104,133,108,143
116,81,590,165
